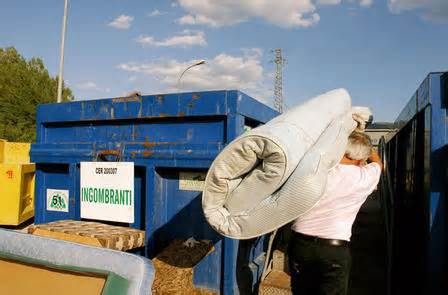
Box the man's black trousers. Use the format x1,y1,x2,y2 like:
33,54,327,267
288,232,351,295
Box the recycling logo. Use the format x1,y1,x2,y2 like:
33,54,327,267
50,193,67,210
46,189,69,212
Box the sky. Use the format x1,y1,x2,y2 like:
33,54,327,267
0,0,447,122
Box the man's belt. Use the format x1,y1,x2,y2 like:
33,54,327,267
292,231,349,247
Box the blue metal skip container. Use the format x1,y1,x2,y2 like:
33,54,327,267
30,90,278,294
384,72,448,295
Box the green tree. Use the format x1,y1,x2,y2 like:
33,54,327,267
0,47,73,142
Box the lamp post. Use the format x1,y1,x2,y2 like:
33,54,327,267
177,60,206,91
57,0,69,103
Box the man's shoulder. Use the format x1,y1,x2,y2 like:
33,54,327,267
334,162,381,173
332,163,361,174
361,162,382,176
331,163,381,193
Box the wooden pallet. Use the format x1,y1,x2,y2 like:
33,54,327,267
28,220,145,251
259,270,292,295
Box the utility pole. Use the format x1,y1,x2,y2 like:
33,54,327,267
273,48,285,113
57,0,68,103
262,47,285,281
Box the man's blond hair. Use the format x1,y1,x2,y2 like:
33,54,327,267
345,132,372,161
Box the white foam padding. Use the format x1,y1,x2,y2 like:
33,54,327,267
202,88,371,239
0,229,154,295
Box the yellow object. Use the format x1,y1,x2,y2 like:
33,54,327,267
0,140,35,225
0,140,31,163
0,260,107,295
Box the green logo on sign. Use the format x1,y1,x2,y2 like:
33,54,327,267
50,193,67,210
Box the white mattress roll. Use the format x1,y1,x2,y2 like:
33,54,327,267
227,111,357,238
202,89,354,238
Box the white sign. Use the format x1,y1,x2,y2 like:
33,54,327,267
80,162,134,223
179,172,206,191
47,189,69,212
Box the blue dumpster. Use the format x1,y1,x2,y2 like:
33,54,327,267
382,72,448,295
30,90,278,294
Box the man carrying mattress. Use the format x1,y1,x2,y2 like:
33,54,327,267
288,131,382,295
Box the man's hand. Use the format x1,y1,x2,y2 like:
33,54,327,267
352,114,366,132
368,149,383,170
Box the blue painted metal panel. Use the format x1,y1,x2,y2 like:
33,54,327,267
193,240,223,289
233,91,277,124
390,72,448,294
427,74,448,295
418,76,430,112
442,73,448,109
31,90,279,294
428,74,446,227
395,72,447,128
396,92,418,127
36,91,230,124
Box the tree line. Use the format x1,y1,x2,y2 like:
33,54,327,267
0,47,72,142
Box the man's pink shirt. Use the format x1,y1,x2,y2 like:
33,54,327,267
291,162,382,241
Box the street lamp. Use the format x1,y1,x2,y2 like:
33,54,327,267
177,60,206,91
57,0,69,103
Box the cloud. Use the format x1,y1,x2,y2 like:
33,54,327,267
359,0,373,7
148,9,163,17
317,0,373,7
388,0,426,13
176,0,320,28
137,30,207,47
76,81,110,93
76,81,100,90
108,15,134,29
388,0,448,22
317,0,341,5
117,49,272,103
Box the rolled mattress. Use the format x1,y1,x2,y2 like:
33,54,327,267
202,88,370,239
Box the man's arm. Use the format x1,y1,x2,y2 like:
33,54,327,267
367,149,383,171
354,149,382,195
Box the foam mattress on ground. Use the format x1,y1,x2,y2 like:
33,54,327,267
202,89,366,239
0,229,154,295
